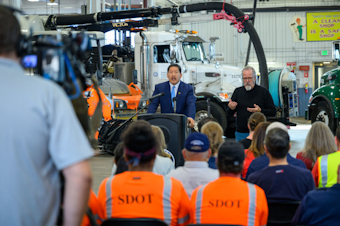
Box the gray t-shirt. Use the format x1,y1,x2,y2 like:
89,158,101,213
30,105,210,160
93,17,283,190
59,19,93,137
0,58,93,226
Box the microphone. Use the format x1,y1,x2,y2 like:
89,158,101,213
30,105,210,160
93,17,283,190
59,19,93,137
172,97,177,113
149,92,165,101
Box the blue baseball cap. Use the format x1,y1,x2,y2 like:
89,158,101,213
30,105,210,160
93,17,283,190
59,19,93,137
185,133,210,152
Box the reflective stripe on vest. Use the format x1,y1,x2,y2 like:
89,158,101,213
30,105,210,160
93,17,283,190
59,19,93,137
320,155,328,188
195,184,207,224
247,183,257,226
319,152,340,188
163,176,172,225
178,214,190,224
105,177,114,218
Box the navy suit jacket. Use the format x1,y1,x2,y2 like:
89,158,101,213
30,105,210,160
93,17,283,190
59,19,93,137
147,81,196,119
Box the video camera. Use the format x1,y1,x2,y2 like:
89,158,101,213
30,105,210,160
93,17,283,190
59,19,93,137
21,31,103,100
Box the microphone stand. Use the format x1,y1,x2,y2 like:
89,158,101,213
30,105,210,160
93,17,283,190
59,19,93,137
173,97,177,113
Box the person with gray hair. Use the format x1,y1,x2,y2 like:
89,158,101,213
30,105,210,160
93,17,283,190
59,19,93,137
245,122,306,180
167,133,219,198
228,65,276,141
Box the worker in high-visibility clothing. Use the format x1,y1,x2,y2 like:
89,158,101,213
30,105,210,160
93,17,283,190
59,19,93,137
312,125,340,188
98,120,191,226
81,190,105,226
190,141,268,226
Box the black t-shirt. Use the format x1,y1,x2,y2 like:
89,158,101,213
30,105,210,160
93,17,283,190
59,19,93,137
239,138,252,149
228,85,276,133
248,165,315,203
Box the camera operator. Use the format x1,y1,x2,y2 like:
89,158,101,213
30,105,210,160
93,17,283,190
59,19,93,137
0,6,93,226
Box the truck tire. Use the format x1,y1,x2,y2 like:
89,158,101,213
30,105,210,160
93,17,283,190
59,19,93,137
311,101,334,132
195,100,227,132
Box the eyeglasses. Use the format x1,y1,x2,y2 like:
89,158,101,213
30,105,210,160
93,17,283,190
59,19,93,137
242,77,254,81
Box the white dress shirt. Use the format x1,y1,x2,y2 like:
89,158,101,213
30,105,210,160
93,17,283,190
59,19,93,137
167,161,219,198
169,81,180,97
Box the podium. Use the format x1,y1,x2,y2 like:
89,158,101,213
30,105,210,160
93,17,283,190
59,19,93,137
137,113,189,167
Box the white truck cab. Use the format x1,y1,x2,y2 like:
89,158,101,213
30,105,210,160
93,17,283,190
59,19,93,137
135,30,243,130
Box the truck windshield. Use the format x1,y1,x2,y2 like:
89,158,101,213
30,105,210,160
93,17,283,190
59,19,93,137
182,42,208,61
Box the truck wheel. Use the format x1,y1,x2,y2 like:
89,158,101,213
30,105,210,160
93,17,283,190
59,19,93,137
311,101,334,132
195,100,227,132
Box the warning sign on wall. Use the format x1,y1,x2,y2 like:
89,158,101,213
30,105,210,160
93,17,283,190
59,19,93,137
306,12,340,41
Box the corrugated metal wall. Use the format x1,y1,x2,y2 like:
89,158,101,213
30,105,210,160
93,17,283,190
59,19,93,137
152,0,339,116
155,10,337,88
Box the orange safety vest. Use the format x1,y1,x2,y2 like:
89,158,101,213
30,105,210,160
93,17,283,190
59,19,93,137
81,190,105,226
98,171,191,226
191,177,268,226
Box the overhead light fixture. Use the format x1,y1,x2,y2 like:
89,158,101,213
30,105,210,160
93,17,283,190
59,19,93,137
28,0,39,1
323,62,330,64
248,62,275,65
47,2,59,5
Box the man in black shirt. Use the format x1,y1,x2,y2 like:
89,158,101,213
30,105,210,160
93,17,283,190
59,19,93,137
228,66,276,141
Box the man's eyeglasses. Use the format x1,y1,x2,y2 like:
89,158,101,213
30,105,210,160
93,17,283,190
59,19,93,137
242,77,254,81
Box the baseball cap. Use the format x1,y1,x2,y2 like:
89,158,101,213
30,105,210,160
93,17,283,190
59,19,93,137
266,122,288,135
218,141,245,166
185,133,210,152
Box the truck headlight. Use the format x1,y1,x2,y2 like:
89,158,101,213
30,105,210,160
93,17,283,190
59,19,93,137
114,99,127,110
138,99,148,109
218,92,229,100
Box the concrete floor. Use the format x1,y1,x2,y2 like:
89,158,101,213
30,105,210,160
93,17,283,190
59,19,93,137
89,117,312,194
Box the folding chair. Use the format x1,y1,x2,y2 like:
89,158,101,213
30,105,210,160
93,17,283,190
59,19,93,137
100,218,167,226
267,201,301,226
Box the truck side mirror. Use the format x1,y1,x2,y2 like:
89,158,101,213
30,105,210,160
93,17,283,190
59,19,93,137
332,41,339,61
209,37,220,61
132,70,138,84
169,42,178,63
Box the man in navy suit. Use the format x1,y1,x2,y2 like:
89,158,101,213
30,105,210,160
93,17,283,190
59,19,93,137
147,64,196,128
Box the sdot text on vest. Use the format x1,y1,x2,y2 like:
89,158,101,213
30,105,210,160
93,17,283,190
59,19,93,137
208,199,243,208
117,194,154,204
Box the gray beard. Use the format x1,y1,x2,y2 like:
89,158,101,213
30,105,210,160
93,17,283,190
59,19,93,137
245,85,252,91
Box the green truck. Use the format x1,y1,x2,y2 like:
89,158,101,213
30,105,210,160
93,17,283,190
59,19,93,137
307,41,340,132
307,66,340,132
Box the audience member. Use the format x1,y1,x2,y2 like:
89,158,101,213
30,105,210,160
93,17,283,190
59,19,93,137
296,121,337,170
111,142,128,175
167,133,218,198
292,164,340,225
312,125,340,188
248,128,315,203
242,122,270,178
197,117,218,132
151,125,175,175
81,190,105,226
245,122,306,180
98,121,191,225
190,141,268,225
111,126,175,176
0,7,93,226
239,112,266,149
201,121,224,169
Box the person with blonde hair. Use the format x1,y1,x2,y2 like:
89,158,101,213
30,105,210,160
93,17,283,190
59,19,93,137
151,125,175,175
239,112,266,149
296,121,337,170
242,122,271,178
201,121,224,169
